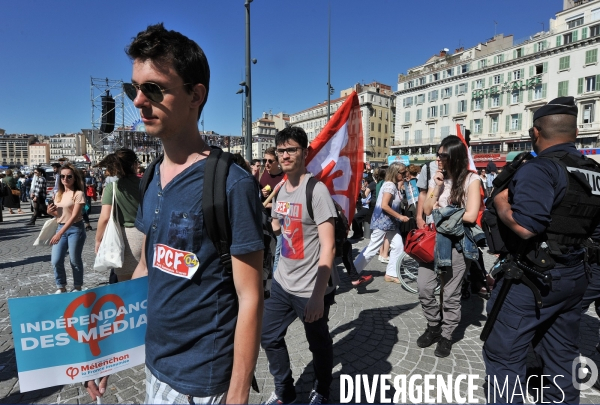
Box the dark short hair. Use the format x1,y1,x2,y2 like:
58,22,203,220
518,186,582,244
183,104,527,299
250,159,261,166
264,147,277,158
125,23,210,121
51,163,61,169
275,127,308,149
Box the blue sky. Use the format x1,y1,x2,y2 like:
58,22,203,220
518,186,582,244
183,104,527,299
0,0,560,136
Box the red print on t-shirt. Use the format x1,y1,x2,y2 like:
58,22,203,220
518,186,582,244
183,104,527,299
275,201,304,260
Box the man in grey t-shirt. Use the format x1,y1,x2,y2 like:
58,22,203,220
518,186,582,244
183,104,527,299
262,127,337,404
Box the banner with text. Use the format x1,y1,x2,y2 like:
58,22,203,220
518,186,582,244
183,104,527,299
8,277,147,392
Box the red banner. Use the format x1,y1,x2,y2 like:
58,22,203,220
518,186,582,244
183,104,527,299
306,92,364,224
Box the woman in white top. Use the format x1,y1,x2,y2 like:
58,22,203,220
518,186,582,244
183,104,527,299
47,163,87,293
417,135,481,358
353,162,411,283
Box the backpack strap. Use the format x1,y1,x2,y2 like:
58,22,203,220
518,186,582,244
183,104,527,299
305,176,319,222
139,154,164,212
202,148,234,272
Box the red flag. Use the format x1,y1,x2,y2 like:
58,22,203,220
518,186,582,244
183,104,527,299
456,124,476,172
306,92,364,224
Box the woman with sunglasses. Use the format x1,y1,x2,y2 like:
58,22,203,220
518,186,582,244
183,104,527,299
95,149,143,282
353,162,411,283
418,135,482,357
47,163,87,293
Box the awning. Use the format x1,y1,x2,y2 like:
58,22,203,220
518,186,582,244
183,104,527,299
475,160,507,169
473,153,507,169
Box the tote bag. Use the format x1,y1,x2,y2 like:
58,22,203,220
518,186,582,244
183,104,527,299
94,183,124,271
33,218,59,246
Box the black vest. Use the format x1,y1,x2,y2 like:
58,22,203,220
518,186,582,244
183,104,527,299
483,150,600,257
539,151,600,254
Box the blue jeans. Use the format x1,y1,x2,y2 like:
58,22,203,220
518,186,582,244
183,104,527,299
261,280,335,401
51,222,86,288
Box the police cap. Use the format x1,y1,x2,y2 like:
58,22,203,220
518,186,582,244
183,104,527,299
533,96,578,122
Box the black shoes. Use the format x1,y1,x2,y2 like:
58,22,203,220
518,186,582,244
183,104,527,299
25,222,35,226
434,337,453,358
416,323,442,348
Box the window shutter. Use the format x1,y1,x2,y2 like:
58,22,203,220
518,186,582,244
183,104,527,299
470,99,474,111
582,27,588,40
513,49,516,59
470,120,473,131
449,87,452,97
558,82,562,97
565,81,569,96
500,73,504,83
543,62,548,73
566,56,570,69
519,89,523,103
466,82,469,91
596,75,600,91
542,83,547,98
520,69,525,79
508,71,512,81
427,108,430,118
578,78,584,94
534,43,538,53
529,66,534,77
488,96,491,108
556,36,562,47
573,30,578,42
499,93,504,106
489,77,493,86
505,115,510,132
528,89,533,102
518,113,522,130
455,84,459,94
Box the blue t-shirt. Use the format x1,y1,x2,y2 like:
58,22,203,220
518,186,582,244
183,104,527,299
135,159,264,397
509,143,574,235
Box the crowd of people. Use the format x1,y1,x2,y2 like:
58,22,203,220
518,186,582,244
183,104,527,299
3,23,600,405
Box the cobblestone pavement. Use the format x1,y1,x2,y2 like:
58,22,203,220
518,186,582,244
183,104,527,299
1,207,600,404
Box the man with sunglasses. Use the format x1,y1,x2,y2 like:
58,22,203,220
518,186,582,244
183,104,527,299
260,146,284,208
483,97,600,403
85,24,264,405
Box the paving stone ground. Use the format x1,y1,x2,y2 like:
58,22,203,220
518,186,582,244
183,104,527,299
1,205,600,404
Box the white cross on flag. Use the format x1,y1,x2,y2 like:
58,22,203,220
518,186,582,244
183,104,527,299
305,92,364,224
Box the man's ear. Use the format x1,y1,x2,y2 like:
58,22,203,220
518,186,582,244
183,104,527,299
190,83,207,109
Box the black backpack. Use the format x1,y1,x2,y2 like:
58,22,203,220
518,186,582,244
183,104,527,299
274,176,347,257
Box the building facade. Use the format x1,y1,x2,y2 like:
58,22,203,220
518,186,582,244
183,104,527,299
290,82,395,167
29,143,50,167
230,111,289,159
48,133,87,162
393,0,600,168
0,134,32,167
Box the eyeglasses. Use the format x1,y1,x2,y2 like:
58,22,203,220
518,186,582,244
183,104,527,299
60,174,74,180
276,147,303,156
123,82,192,103
436,152,449,159
264,159,276,164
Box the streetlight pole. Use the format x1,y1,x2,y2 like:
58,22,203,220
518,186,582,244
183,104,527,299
236,87,244,152
245,0,253,161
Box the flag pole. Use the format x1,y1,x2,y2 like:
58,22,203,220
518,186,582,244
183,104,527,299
327,2,331,122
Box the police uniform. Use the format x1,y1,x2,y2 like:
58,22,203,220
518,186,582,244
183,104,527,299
483,97,600,403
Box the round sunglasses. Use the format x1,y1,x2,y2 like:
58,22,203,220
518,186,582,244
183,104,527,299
123,82,192,103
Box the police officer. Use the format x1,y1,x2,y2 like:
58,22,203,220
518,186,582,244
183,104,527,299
483,97,600,403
